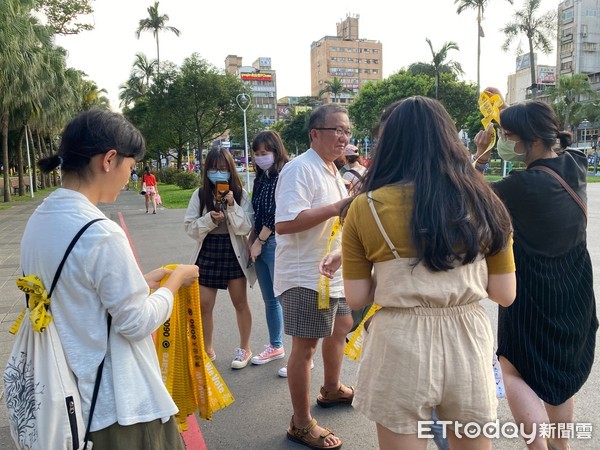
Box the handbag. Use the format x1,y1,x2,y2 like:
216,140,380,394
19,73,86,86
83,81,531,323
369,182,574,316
4,219,110,450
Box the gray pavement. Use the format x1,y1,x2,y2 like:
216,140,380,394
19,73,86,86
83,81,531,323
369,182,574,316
0,187,599,449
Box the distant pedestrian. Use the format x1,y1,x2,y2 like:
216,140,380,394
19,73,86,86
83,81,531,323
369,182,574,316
184,148,256,369
342,144,366,194
141,166,158,214
131,170,138,190
248,131,289,368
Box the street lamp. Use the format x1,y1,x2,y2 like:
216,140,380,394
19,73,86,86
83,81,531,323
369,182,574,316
580,119,590,152
236,93,251,191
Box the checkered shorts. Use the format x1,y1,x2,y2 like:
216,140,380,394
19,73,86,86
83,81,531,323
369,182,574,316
196,234,244,290
281,287,351,338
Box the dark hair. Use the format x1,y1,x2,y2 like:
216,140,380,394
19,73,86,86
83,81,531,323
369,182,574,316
308,104,348,141
362,96,512,272
500,101,572,150
199,148,243,213
334,155,347,170
38,109,145,174
251,130,289,177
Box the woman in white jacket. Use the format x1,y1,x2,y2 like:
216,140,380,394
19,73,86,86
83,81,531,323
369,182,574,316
184,148,256,369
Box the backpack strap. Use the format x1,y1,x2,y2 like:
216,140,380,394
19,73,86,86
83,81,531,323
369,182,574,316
43,218,110,449
346,169,365,183
529,165,587,222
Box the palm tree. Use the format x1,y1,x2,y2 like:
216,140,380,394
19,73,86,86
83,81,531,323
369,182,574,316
501,0,556,99
420,38,464,100
549,74,596,130
132,52,157,87
135,1,180,74
318,77,353,103
455,0,513,94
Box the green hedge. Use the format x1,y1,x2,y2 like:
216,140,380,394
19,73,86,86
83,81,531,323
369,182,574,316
175,171,200,190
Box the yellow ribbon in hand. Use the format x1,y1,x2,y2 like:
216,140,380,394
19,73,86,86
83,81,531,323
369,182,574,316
14,275,52,333
317,217,342,309
475,92,504,166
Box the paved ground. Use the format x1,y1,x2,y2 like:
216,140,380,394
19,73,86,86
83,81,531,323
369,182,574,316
0,186,599,449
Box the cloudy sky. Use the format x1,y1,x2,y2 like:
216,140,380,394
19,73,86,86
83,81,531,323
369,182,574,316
54,0,560,110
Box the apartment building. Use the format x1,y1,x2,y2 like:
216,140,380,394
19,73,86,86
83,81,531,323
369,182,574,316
557,0,600,77
310,14,383,104
225,55,278,126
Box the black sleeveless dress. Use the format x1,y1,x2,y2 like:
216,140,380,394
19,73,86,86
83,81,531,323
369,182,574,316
494,150,598,405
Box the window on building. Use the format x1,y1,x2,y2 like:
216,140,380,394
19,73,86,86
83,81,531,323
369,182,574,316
583,42,597,51
563,10,573,22
331,57,337,61
373,59,379,64
563,27,573,37
373,69,379,74
348,57,354,62
561,61,572,71
365,59,371,64
363,48,371,53
586,9,597,17
339,57,345,62
364,69,371,74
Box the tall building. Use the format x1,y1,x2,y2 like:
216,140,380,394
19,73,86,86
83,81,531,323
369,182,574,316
557,0,600,77
225,55,278,126
506,53,556,103
310,14,383,104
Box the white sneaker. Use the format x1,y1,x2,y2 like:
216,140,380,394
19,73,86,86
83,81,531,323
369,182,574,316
231,348,252,369
278,360,315,378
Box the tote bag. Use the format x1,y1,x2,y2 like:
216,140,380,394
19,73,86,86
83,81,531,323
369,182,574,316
4,218,107,450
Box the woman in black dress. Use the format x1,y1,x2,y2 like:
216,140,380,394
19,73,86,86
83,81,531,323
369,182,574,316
474,88,598,450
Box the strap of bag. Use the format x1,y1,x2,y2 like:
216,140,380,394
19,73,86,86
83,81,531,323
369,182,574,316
43,218,109,449
529,165,587,221
366,192,402,261
346,169,365,183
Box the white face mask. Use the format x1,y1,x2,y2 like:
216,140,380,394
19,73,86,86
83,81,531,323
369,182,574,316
254,153,275,171
497,136,526,162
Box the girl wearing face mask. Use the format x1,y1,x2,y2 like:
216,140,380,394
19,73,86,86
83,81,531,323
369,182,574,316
248,131,292,372
184,148,256,370
474,88,598,450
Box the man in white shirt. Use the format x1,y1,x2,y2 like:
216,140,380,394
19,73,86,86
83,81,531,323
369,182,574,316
275,104,353,449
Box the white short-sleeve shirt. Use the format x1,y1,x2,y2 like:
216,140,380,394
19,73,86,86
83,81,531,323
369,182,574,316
274,148,348,297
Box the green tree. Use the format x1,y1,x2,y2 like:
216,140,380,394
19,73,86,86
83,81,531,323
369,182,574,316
318,77,353,103
279,111,311,156
455,0,513,94
136,1,180,74
35,0,94,35
416,38,464,100
501,0,556,98
548,73,596,129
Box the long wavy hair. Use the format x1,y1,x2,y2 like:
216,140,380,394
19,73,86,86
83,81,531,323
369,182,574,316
362,96,512,271
199,148,243,213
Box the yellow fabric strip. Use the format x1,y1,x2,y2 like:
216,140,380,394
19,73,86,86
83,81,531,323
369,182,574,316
155,264,234,430
474,92,504,167
317,218,342,309
14,275,52,333
344,304,381,361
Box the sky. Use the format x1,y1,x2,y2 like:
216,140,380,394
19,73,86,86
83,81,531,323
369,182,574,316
54,0,561,111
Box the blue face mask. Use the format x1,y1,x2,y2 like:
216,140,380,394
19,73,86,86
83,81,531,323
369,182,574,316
207,170,230,184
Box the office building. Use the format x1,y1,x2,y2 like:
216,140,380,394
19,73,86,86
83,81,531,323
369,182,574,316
310,14,382,104
225,55,278,126
557,0,600,77
506,53,556,103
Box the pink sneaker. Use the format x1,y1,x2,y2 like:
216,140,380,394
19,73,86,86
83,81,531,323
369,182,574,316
251,344,285,365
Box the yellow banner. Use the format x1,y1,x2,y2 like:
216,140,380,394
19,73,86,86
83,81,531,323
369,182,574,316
344,304,381,361
317,218,342,309
155,264,234,429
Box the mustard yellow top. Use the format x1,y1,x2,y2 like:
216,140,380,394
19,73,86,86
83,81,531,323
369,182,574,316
342,184,515,280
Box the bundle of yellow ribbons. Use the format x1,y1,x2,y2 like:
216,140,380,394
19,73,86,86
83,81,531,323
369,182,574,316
155,264,234,429
474,91,504,167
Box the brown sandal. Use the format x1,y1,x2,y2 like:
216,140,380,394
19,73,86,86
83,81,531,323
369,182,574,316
316,384,354,408
287,417,342,449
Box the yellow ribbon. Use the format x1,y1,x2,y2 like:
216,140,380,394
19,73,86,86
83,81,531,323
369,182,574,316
317,217,342,309
12,275,52,334
344,304,381,360
155,264,234,429
475,92,504,167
